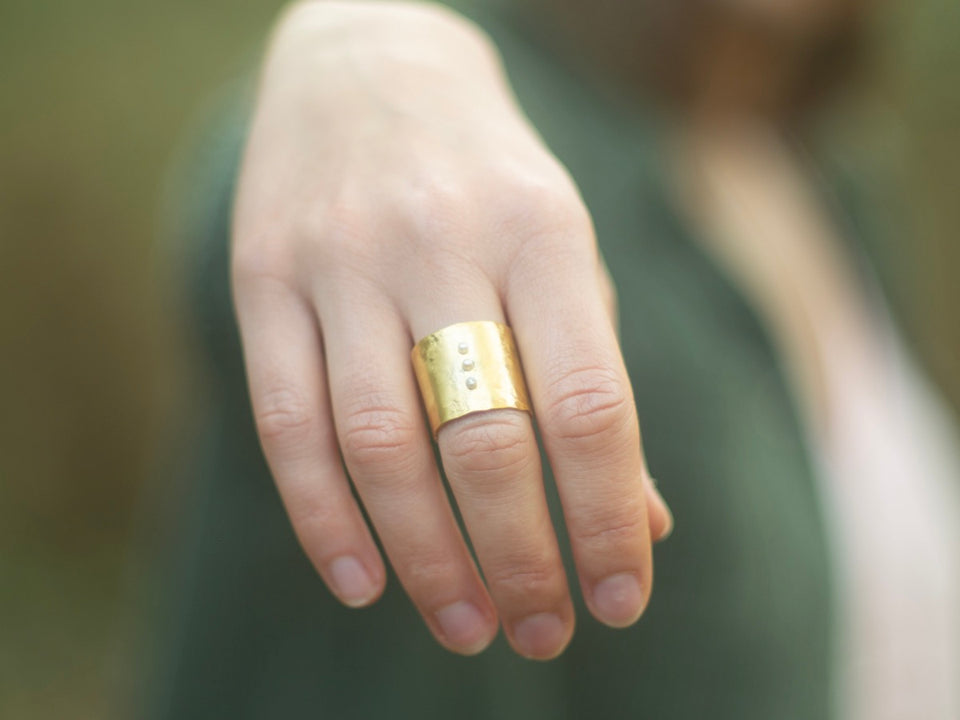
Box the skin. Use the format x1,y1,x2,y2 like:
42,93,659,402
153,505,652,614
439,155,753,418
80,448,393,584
232,1,672,661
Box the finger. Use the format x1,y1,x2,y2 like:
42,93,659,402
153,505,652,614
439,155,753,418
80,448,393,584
317,281,498,655
233,275,385,607
406,286,575,661
598,253,619,333
507,246,655,628
597,254,673,542
647,479,674,542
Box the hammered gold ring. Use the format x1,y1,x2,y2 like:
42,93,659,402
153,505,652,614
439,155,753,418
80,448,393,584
411,321,532,437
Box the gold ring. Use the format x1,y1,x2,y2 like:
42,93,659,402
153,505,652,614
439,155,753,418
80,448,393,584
411,320,531,437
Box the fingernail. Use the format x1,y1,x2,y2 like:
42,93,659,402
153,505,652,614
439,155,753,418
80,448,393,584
512,613,567,660
592,572,644,627
435,601,493,655
329,556,378,607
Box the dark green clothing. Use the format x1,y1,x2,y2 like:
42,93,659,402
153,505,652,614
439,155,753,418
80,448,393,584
150,6,838,718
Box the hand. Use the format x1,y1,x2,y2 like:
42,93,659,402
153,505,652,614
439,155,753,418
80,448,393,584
231,0,672,660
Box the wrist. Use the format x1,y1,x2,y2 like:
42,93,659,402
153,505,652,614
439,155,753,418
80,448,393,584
263,1,514,128
273,1,499,77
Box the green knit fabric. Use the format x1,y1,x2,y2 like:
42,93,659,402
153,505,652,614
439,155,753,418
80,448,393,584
147,6,835,718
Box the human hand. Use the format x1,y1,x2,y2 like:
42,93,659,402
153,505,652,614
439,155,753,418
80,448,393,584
231,0,672,660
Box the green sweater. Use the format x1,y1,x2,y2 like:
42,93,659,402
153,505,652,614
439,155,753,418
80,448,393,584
147,5,840,718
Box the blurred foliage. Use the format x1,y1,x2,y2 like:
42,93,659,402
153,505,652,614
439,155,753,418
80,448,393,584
872,0,960,403
0,0,957,718
821,0,960,410
0,1,284,716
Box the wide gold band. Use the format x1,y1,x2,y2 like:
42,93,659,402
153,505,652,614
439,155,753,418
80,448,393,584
411,321,531,437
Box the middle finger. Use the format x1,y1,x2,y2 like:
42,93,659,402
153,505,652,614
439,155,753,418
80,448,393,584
407,286,575,661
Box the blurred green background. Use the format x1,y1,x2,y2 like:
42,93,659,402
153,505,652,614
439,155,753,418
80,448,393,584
0,0,957,717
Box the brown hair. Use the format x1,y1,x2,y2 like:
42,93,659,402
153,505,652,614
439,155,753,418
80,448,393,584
524,0,867,123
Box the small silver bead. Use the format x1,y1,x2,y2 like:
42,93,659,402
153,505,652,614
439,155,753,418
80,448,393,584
462,358,475,371
465,377,478,390
457,342,469,355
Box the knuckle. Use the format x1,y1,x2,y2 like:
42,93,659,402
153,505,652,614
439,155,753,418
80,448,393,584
543,366,632,444
443,413,531,477
255,386,315,444
306,198,373,269
486,558,564,601
231,237,288,287
234,197,374,290
571,499,646,554
286,494,339,534
286,498,353,559
403,175,472,242
402,555,462,597
493,169,590,238
340,402,418,472
413,175,466,215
